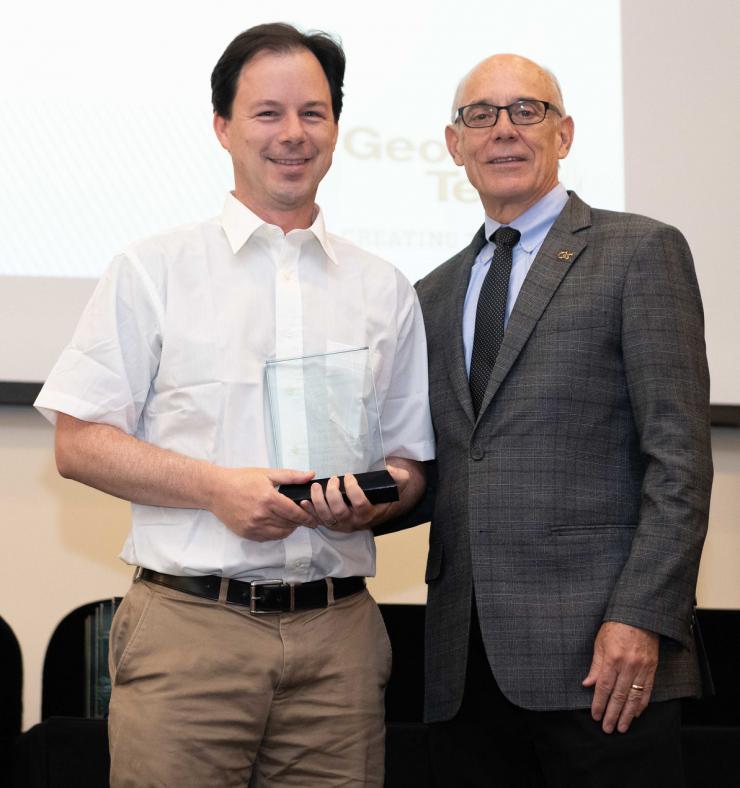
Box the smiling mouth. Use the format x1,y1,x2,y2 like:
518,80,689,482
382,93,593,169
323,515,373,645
490,156,526,164
269,157,311,166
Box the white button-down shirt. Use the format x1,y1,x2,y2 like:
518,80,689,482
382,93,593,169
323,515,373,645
36,194,434,581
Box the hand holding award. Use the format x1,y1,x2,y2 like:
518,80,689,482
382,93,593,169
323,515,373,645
264,347,399,515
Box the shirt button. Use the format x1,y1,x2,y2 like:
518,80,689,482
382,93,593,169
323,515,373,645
293,559,307,569
281,270,292,281
470,445,484,460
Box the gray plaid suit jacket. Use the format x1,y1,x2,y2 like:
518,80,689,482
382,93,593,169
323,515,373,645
415,192,713,720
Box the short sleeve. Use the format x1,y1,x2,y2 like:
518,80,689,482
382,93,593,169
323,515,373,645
379,276,435,462
35,251,164,434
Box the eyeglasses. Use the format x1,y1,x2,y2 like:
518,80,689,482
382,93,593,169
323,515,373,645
456,100,561,128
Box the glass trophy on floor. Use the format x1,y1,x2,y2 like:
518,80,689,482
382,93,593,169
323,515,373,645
265,347,398,506
84,598,120,719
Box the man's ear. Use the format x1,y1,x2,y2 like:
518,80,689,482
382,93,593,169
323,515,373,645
330,121,339,152
213,112,230,152
557,115,575,160
445,124,464,167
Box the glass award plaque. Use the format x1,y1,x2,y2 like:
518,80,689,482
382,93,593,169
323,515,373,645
84,597,121,719
265,347,398,505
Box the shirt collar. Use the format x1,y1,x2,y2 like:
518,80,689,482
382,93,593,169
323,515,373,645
220,192,339,266
483,183,569,253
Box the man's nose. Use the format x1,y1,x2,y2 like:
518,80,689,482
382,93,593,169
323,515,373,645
279,112,306,143
493,108,518,138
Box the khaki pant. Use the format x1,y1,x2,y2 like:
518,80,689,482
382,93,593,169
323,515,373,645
108,579,391,787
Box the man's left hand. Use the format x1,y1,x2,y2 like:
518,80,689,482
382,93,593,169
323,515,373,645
582,621,659,734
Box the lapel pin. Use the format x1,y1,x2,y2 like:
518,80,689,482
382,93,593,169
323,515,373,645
557,250,574,261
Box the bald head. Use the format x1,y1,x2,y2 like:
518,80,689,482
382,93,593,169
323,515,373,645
443,52,574,223
450,54,565,123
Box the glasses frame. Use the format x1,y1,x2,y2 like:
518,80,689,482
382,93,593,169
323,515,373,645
455,100,562,128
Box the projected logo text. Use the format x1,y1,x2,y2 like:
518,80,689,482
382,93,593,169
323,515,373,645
343,127,478,203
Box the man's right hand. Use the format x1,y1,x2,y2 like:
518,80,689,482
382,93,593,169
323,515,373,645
208,467,319,542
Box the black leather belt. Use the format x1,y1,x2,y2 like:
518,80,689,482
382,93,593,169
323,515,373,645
137,568,366,614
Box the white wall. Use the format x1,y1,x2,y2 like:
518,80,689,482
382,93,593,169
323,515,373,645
696,429,740,607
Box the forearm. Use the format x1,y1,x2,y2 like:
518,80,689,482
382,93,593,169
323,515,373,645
605,428,711,644
55,412,217,510
56,413,324,542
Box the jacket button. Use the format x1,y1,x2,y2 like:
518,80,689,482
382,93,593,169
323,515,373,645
470,445,484,460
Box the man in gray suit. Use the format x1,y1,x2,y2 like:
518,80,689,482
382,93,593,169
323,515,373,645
414,53,713,786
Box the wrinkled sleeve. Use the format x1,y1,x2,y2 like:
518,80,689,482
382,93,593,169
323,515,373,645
35,251,164,435
378,273,435,463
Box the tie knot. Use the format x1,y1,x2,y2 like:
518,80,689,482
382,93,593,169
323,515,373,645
492,226,521,248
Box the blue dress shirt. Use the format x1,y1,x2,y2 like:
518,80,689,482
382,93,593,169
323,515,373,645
463,184,570,375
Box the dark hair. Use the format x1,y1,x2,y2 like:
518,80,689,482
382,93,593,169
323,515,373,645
211,22,346,121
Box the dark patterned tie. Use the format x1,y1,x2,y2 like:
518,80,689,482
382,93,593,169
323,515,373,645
469,226,521,417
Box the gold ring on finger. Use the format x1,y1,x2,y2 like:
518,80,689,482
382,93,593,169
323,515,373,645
630,684,645,691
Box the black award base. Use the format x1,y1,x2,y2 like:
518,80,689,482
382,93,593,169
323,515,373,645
278,469,399,506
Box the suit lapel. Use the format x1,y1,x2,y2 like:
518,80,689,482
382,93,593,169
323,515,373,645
476,194,592,420
445,226,487,425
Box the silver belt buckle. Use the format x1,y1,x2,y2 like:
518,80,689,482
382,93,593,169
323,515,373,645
249,579,296,614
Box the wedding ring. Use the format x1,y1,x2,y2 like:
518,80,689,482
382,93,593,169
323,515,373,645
630,684,645,691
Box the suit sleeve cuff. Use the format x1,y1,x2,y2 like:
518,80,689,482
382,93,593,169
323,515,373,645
603,604,693,649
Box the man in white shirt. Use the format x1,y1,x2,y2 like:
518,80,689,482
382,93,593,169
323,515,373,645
35,23,433,787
